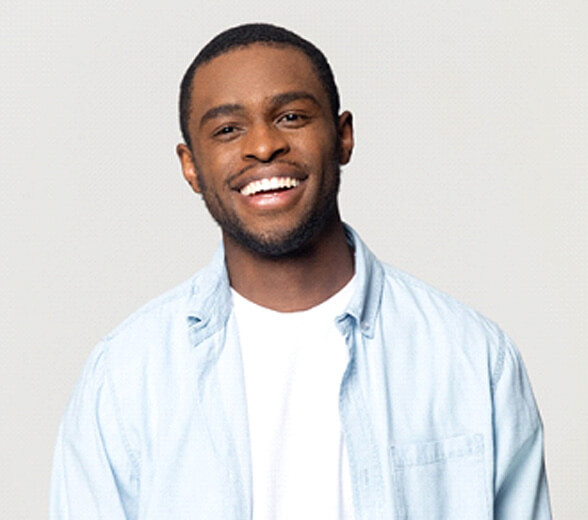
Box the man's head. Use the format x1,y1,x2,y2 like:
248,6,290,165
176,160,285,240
176,24,353,257
179,23,341,151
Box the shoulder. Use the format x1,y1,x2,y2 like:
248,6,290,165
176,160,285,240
94,265,216,372
69,268,214,421
349,225,501,347
382,262,498,331
104,273,198,342
378,261,507,372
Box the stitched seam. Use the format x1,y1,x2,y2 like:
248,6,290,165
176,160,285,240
491,330,507,389
393,448,484,468
103,340,141,476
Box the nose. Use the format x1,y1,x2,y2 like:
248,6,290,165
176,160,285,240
242,122,289,163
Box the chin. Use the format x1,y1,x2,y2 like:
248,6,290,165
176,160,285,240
230,227,315,258
228,207,335,258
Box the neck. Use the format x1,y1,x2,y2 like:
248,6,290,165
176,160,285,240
224,213,354,312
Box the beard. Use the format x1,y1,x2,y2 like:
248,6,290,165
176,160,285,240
198,162,341,258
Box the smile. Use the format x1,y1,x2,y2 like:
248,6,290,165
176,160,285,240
240,176,301,196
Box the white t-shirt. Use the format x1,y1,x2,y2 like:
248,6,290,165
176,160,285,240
231,279,355,520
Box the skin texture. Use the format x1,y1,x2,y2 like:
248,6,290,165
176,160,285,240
177,44,354,311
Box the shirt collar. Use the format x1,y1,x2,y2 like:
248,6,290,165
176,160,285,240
186,245,232,345
340,224,385,338
185,223,385,344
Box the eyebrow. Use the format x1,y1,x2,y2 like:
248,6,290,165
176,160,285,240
268,91,321,109
199,103,245,128
199,91,321,128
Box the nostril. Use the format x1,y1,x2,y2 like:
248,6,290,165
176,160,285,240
243,126,289,162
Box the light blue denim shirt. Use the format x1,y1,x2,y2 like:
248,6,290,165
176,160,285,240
50,226,551,519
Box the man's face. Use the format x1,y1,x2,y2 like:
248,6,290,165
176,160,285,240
177,44,353,256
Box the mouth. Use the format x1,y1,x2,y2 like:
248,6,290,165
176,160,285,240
239,176,302,197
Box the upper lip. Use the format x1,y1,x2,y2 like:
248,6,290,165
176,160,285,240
230,163,308,192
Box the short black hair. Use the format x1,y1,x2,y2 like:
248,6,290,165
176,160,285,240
179,23,341,149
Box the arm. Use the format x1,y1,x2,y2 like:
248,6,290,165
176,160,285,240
50,343,139,519
492,333,552,519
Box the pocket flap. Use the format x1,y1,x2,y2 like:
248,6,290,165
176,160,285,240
391,433,484,468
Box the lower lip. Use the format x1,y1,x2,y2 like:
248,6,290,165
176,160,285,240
238,183,305,209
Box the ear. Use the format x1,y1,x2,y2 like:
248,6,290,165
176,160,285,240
176,143,202,194
337,111,354,165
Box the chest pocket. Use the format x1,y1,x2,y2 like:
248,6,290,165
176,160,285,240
390,434,489,520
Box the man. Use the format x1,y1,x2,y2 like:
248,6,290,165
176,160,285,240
50,23,551,519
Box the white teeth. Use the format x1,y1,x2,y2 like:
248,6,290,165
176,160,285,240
240,177,300,196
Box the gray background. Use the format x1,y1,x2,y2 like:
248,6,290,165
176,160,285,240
1,1,586,517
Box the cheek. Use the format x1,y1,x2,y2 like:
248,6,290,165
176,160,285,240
201,145,240,173
294,136,331,164
302,126,338,160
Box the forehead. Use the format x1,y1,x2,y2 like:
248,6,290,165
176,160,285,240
189,44,328,118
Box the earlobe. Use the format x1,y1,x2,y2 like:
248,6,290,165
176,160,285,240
176,143,202,193
337,111,354,165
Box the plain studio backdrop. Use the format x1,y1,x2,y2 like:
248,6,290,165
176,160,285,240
1,1,586,517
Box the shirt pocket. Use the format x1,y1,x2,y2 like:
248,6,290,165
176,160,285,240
390,433,489,520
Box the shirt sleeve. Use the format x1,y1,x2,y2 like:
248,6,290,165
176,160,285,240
50,342,139,519
491,332,552,519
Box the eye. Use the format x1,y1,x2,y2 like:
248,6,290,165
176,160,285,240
215,125,235,135
277,112,309,126
212,124,241,141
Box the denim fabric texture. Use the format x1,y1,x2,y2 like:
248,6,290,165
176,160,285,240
50,225,551,519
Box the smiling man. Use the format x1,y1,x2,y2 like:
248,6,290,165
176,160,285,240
176,41,354,312
51,23,551,519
